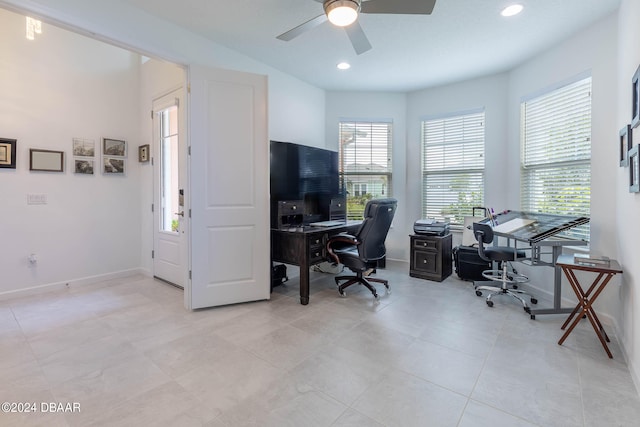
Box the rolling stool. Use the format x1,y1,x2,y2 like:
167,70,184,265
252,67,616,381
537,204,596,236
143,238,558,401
472,222,538,317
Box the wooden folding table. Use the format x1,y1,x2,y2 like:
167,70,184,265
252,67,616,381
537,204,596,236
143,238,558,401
556,254,623,358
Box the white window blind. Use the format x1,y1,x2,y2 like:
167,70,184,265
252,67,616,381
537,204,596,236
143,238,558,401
521,77,591,241
421,110,485,225
339,121,392,219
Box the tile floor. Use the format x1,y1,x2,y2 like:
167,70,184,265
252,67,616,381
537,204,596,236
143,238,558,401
1,261,639,427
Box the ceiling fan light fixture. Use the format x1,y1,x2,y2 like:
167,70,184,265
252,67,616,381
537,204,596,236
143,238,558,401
324,0,360,27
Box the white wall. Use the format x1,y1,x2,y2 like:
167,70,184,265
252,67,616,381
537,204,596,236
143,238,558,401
325,92,407,259
0,0,328,295
0,0,327,148
616,0,640,390
0,8,142,294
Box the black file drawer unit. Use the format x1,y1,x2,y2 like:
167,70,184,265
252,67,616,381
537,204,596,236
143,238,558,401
410,234,452,282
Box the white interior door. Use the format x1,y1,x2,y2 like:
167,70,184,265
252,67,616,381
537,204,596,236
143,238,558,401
187,65,270,309
152,88,186,287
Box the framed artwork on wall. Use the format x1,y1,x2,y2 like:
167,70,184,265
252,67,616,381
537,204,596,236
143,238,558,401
619,124,632,167
629,145,639,193
74,159,94,174
102,138,126,157
633,65,640,128
103,157,125,174
72,138,95,157
138,144,150,162
0,138,17,169
30,149,64,172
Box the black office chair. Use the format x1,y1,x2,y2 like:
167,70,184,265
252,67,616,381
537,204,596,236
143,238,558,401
473,222,537,313
326,198,397,300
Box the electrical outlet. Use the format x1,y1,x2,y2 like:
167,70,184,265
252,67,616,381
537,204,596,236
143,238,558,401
27,194,47,205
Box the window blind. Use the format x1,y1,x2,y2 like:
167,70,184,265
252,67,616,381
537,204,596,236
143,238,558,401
339,121,392,219
421,111,485,225
521,77,591,241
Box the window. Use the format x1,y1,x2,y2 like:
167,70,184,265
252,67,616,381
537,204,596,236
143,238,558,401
159,105,180,233
521,76,591,241
339,121,392,219
421,110,485,225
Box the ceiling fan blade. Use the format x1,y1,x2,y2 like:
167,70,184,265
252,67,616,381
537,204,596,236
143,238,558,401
361,0,436,15
276,14,327,41
344,21,372,55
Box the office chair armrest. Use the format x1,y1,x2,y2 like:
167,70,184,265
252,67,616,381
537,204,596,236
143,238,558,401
326,234,360,264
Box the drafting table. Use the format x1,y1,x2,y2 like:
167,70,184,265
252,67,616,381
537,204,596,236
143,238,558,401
481,211,590,319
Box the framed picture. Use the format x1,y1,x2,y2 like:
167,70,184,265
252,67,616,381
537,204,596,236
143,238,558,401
620,125,633,167
102,138,126,157
74,159,94,174
633,65,640,128
630,145,640,193
72,138,95,157
138,144,150,162
103,157,125,174
30,149,64,172
0,138,17,169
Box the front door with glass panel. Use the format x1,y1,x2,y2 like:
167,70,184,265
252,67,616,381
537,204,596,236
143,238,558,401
153,88,185,287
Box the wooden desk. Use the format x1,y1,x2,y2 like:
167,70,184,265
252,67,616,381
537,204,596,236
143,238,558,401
556,254,623,358
271,221,361,305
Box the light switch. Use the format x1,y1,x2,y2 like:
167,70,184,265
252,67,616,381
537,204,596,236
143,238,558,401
27,194,47,205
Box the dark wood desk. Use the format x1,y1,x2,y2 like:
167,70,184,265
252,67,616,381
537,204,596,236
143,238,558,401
556,254,623,358
271,221,361,305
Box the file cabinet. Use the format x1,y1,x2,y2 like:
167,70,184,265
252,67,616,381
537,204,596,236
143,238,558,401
409,234,452,282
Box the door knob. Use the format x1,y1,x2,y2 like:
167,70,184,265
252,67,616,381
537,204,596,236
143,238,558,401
175,211,184,217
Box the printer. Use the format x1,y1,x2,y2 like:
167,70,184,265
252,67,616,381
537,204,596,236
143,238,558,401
413,219,450,236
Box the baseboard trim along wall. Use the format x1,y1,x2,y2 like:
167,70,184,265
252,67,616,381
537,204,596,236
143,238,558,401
0,268,144,301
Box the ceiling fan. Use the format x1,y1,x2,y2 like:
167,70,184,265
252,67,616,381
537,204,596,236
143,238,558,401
276,0,437,55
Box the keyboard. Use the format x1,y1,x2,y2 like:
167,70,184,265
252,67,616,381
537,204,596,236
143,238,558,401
309,220,345,227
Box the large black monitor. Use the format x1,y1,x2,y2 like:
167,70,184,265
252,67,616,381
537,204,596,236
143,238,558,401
270,140,343,226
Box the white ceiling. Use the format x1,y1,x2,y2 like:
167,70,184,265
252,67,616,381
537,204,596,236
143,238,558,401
122,0,620,92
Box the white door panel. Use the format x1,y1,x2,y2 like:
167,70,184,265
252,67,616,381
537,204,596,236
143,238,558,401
187,66,269,309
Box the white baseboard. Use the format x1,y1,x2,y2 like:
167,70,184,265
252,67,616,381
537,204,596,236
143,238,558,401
610,318,640,397
0,268,145,301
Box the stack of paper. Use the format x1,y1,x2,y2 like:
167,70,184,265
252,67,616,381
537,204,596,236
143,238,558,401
574,253,610,266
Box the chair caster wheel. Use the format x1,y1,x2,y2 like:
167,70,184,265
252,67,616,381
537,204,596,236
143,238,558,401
475,290,483,297
530,314,536,320
512,284,518,289
339,290,346,298
531,298,538,305
486,300,493,307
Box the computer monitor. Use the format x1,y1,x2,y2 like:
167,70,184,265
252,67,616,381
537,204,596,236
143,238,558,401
270,140,343,227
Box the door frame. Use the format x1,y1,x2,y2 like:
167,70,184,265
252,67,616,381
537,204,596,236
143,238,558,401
151,86,188,289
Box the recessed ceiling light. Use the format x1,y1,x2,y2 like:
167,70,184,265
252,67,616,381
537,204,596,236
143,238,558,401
501,4,523,17
337,62,351,70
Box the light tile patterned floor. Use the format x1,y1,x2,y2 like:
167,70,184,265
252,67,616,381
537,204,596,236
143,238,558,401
1,261,639,426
